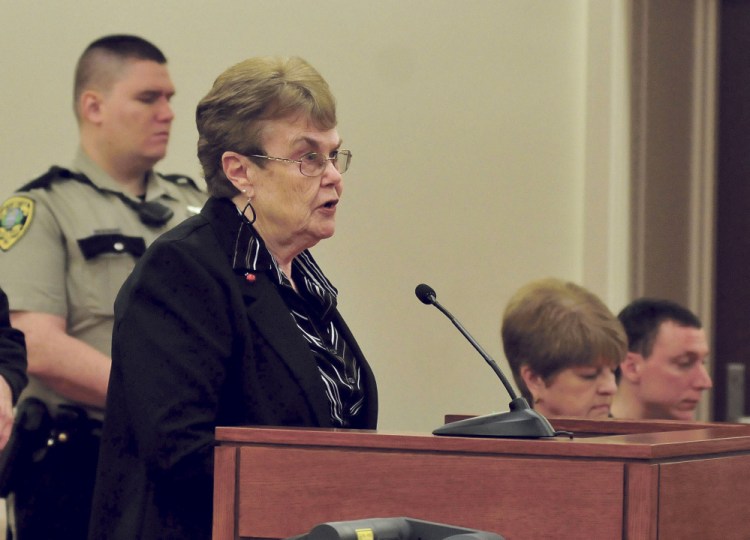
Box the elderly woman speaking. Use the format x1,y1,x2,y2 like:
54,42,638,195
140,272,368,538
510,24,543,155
88,57,378,540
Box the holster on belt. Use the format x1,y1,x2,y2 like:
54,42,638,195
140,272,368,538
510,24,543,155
0,397,52,497
0,398,101,497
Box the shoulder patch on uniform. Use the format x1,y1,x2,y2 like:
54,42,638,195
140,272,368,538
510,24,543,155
0,196,35,251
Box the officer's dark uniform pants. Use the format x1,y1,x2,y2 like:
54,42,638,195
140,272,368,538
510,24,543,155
8,415,101,540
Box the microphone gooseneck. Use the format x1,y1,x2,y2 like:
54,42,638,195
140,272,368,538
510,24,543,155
415,283,557,438
414,284,518,400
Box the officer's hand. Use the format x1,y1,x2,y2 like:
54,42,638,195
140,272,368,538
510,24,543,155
0,377,13,450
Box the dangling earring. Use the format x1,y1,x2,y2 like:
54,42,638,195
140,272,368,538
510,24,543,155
241,193,256,225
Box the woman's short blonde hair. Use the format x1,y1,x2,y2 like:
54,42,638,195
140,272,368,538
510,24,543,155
196,56,337,198
501,278,627,403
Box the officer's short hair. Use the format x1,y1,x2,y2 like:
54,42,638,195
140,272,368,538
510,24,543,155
73,34,167,118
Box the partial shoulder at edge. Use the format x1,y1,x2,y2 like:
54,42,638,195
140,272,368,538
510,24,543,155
158,173,203,192
17,166,78,193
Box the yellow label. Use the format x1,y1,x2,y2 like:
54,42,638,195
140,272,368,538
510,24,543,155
355,528,374,540
0,196,34,251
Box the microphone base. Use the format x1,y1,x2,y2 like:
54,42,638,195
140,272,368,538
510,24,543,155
432,397,556,439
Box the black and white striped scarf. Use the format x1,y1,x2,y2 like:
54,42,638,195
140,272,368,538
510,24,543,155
232,212,365,427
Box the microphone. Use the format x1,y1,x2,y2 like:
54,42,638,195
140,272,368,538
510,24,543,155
415,283,555,438
416,284,519,400
414,283,437,304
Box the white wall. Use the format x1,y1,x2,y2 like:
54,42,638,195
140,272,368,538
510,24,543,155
0,0,629,433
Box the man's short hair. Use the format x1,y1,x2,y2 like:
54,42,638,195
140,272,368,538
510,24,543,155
617,298,702,357
195,56,337,198
73,34,167,118
502,278,627,403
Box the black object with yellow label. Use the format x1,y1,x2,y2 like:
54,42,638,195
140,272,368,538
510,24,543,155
287,517,505,540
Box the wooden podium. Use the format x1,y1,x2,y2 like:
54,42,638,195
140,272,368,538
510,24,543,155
212,418,750,540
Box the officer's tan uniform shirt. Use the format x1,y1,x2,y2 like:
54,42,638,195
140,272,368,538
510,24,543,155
0,148,208,416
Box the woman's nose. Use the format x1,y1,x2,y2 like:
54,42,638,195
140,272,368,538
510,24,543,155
599,371,618,394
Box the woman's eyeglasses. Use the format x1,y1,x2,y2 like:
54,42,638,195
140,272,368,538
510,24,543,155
250,150,352,177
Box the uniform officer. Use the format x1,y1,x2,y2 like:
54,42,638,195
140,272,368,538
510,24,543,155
0,34,207,539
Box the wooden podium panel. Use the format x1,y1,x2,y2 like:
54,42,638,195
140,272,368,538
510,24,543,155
213,418,750,540
657,454,750,539
236,446,623,539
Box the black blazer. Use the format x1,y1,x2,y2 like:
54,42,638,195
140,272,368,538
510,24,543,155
89,197,378,540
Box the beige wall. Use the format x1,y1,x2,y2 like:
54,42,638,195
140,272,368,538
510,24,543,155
0,0,630,432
